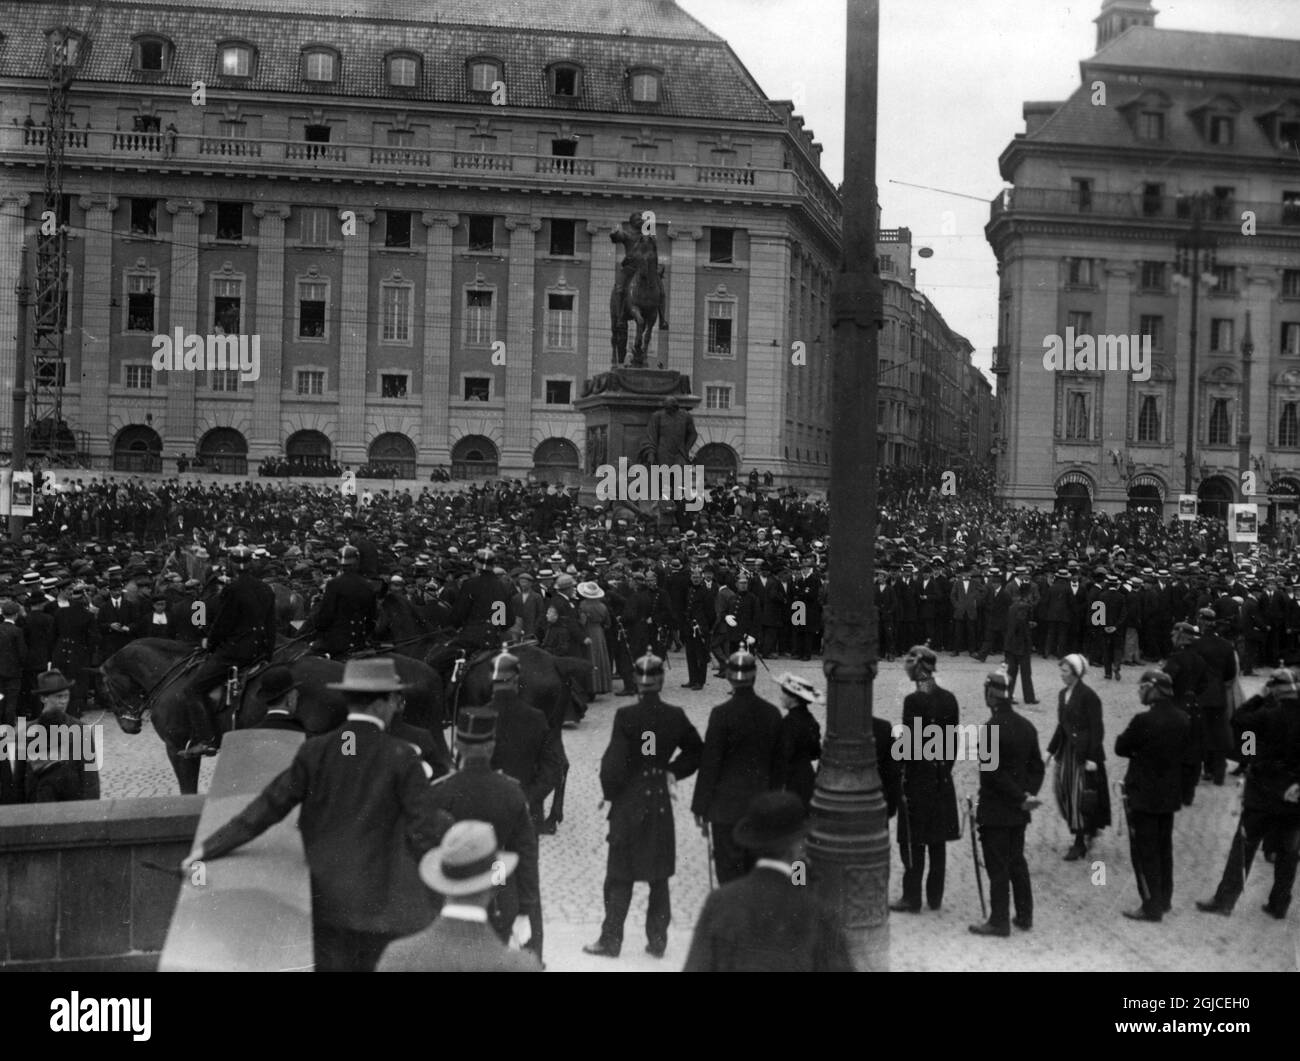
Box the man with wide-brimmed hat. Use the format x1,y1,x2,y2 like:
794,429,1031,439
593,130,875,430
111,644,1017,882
429,705,542,962
584,652,702,960
253,665,305,733
184,658,452,971
377,821,540,972
21,669,101,803
683,791,851,971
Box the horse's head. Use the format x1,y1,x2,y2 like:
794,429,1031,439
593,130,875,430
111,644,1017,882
99,666,145,735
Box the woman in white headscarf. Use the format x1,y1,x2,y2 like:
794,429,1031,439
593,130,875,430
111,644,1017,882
1047,654,1112,859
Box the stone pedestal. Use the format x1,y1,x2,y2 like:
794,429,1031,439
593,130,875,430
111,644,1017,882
573,368,698,504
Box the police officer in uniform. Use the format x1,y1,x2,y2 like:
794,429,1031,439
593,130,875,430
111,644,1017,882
584,652,702,959
184,545,277,757
487,651,564,832
450,548,512,651
312,545,378,657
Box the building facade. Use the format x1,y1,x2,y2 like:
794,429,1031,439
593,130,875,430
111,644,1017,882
988,0,1300,520
0,0,840,484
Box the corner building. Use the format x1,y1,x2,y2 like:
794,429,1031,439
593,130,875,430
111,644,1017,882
987,0,1300,520
0,0,840,484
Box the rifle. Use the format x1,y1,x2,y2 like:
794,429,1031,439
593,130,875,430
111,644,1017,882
967,795,986,919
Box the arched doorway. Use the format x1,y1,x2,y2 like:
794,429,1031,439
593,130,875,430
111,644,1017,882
367,432,417,479
197,427,248,475
112,425,162,473
286,429,332,474
1196,476,1234,522
696,442,739,486
1053,472,1092,524
452,435,498,479
533,437,580,487
1126,473,1165,516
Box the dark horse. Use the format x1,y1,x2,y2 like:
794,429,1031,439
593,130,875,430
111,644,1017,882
610,223,664,368
100,638,447,794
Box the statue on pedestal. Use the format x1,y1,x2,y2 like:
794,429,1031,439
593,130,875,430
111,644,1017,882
642,396,697,467
610,211,668,368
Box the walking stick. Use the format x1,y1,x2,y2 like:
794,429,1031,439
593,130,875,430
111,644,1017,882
967,796,986,919
705,823,716,891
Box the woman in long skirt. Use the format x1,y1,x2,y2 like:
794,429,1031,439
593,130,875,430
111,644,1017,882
578,582,613,696
1047,654,1112,860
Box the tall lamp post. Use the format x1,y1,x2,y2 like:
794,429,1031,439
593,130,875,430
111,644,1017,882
1238,312,1254,518
809,0,890,971
1175,193,1218,497
10,249,30,542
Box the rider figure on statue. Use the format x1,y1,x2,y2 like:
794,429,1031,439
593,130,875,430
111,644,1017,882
611,211,668,331
183,545,277,758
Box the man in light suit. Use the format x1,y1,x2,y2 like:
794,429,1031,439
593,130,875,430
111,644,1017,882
377,821,541,972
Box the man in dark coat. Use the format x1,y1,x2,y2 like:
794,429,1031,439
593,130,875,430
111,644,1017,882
52,581,98,716
1190,608,1238,785
252,665,306,733
1115,668,1192,921
0,601,29,728
94,575,142,661
20,592,57,718
683,792,852,971
584,652,702,959
790,561,822,661
974,569,1009,661
1098,575,1129,681
429,707,543,962
753,563,786,658
680,567,715,690
1163,621,1210,806
312,545,378,657
487,652,563,830
184,658,452,971
969,669,1045,937
949,568,983,658
892,645,962,913
691,648,783,885
1003,583,1038,705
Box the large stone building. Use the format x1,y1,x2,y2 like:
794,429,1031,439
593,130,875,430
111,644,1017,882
988,0,1300,520
0,0,840,484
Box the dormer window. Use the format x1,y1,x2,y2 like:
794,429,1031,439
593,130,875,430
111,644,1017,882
629,68,662,104
1282,121,1300,153
468,58,503,93
387,52,420,88
1137,111,1164,140
302,47,339,84
1119,89,1171,143
1189,95,1242,147
219,41,255,78
133,35,171,73
550,63,582,98
46,28,85,67
1208,115,1233,145
1255,101,1300,152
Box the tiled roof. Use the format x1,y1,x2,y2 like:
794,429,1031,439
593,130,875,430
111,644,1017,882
2,0,776,123
1089,26,1300,82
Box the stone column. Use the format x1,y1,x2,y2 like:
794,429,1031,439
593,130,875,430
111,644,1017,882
585,219,617,380
420,212,458,468
76,195,119,451
503,216,541,475
249,203,290,460
163,199,205,455
1006,252,1060,506
743,233,791,470
666,228,700,377
336,207,374,464
0,193,31,440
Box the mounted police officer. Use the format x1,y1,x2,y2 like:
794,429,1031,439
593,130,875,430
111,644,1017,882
312,545,377,657
183,545,276,757
450,548,512,652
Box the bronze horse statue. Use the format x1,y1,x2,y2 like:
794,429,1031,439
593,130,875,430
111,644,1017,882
100,638,448,794
610,217,665,368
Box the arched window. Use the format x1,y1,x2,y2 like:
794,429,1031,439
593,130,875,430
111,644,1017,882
368,432,417,479
197,427,248,474
1197,476,1234,521
112,425,162,473
286,429,332,471
533,438,580,486
452,435,498,479
696,443,739,486
386,51,420,88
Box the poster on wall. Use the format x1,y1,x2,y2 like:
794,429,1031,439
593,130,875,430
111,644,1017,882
1228,503,1259,543
1177,494,1197,521
339,470,357,497
9,471,34,517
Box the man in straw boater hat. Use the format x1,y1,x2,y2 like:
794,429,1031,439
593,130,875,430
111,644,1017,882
584,651,702,960
377,821,541,972
682,791,851,971
183,658,453,972
429,705,543,963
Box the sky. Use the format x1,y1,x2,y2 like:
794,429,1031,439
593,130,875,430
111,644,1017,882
675,0,1300,379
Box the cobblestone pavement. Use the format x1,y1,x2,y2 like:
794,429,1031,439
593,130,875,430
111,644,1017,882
92,651,1298,972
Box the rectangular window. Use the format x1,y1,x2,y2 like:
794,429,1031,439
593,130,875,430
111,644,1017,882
1209,318,1235,352
132,114,160,134
1066,310,1092,335
1213,265,1236,294
1065,391,1089,440
1138,261,1166,291
1067,258,1093,286
1209,115,1233,145
1281,403,1300,447
386,129,414,149
129,197,157,236
300,206,331,245
126,274,156,332
705,385,732,410
467,215,494,252
1137,112,1165,140
384,210,412,248
545,293,576,349
296,369,324,395
709,228,735,264
304,51,335,82
549,218,576,256
1139,315,1164,349
213,279,242,334
545,380,571,404
215,201,244,241
1142,182,1163,217
1137,395,1160,443
553,67,578,97
380,285,411,342
1283,322,1300,357
389,56,417,88
707,300,735,356
1283,191,1300,226
1072,178,1093,213
1211,186,1235,220
125,364,153,389
550,139,577,173
1208,398,1231,444
879,254,895,275
1281,123,1300,152
465,289,493,345
303,124,331,160
1285,270,1300,299
463,376,491,401
470,62,498,93
380,373,409,398
298,281,327,338
221,46,251,77
630,72,660,103
211,368,240,391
